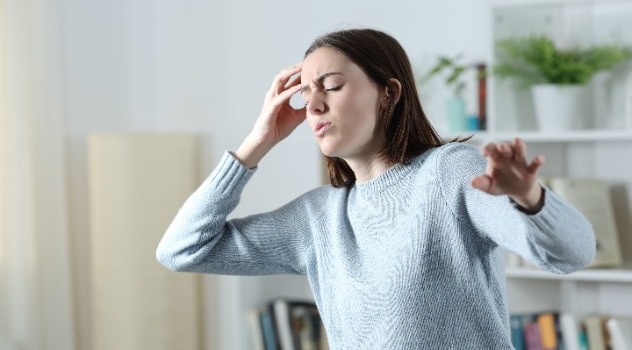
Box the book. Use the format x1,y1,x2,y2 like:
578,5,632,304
272,299,295,350
578,327,589,350
291,303,325,350
560,312,581,350
260,310,279,350
269,298,328,350
249,309,266,350
510,314,527,350
546,177,623,267
512,312,632,350
537,312,559,350
584,316,608,350
476,63,487,130
524,319,544,350
508,313,541,350
607,317,632,350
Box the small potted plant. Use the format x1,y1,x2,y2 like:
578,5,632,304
494,35,632,130
422,55,469,131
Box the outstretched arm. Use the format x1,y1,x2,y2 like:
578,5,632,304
437,142,595,273
471,137,545,213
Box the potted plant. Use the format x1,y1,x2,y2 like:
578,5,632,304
494,35,632,130
422,55,469,131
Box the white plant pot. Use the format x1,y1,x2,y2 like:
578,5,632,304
531,84,591,131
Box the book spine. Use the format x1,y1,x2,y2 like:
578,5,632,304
248,309,266,350
267,303,282,350
510,314,527,350
560,313,580,350
260,311,278,350
476,63,487,130
524,319,544,350
537,312,558,350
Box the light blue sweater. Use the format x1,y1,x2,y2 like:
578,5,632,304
156,142,595,349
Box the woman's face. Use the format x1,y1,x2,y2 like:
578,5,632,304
300,47,387,162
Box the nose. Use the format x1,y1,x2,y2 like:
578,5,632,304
306,93,326,116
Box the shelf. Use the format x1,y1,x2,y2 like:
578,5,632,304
445,129,632,143
489,0,628,8
505,266,632,283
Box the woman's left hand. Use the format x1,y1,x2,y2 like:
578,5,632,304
471,137,545,212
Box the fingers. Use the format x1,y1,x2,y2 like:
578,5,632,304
480,138,546,176
481,142,498,158
513,137,527,164
285,73,302,89
497,143,514,158
282,74,304,111
275,84,303,107
265,63,304,112
481,138,530,163
471,175,493,193
526,154,545,175
481,142,513,159
269,62,302,95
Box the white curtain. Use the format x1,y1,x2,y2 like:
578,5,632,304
0,0,75,349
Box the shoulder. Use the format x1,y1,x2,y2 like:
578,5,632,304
408,142,484,175
437,142,484,175
421,142,486,195
433,142,482,166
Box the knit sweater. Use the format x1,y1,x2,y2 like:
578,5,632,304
156,142,596,349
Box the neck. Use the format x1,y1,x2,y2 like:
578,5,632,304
344,155,392,184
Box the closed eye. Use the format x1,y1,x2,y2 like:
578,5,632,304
325,85,342,92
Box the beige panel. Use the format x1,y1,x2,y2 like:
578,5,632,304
88,133,201,350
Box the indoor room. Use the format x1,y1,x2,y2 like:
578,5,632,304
1,0,631,349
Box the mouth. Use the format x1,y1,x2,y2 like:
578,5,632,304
313,121,332,137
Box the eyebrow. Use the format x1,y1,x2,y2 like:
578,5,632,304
300,72,344,94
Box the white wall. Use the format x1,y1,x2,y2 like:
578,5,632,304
58,0,493,349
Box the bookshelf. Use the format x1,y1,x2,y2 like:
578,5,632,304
487,0,632,324
448,130,632,143
505,266,632,283
222,1,632,348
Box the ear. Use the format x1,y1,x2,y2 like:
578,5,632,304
381,78,403,107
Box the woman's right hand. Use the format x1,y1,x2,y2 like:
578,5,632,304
235,63,306,168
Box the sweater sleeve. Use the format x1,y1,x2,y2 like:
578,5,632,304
156,151,308,276
436,143,596,274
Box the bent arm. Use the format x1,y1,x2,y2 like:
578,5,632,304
156,151,307,275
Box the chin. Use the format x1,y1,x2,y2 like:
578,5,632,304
320,148,345,159
316,142,337,158
319,149,336,158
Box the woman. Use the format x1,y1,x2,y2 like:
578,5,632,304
156,28,595,349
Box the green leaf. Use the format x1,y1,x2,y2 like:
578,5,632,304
422,54,470,96
493,35,632,86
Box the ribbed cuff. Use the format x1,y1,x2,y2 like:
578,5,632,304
509,185,546,215
203,151,257,198
523,187,590,240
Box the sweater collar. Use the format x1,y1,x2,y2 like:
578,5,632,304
353,159,413,196
352,148,435,196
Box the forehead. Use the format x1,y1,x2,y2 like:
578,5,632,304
301,47,356,81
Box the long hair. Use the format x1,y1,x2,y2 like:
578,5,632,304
305,28,454,187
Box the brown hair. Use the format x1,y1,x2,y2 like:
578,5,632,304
305,28,454,187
